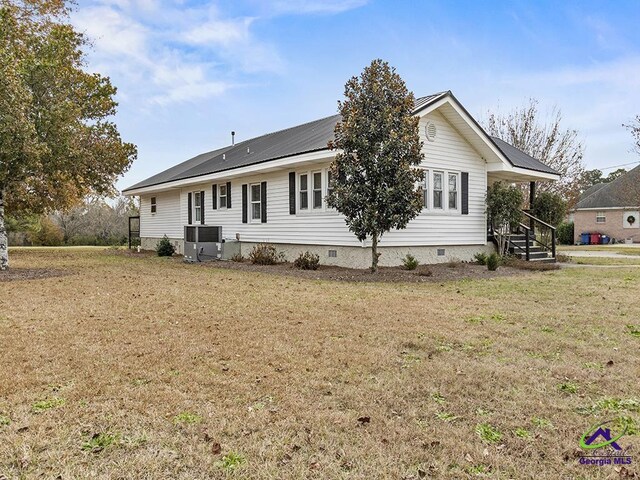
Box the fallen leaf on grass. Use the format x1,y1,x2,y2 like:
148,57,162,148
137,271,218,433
357,416,370,425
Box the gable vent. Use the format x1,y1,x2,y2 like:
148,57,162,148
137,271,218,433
425,121,437,142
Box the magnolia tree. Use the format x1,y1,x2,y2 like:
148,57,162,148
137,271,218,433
326,59,424,272
486,181,524,256
0,0,136,270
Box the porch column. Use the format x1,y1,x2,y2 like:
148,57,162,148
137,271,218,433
529,181,536,207
529,181,536,232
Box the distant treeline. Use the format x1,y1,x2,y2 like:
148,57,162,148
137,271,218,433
7,196,139,247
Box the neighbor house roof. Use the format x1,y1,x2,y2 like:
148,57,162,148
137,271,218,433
578,182,607,202
575,164,640,209
123,91,558,193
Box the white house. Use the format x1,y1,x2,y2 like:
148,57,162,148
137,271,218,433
123,91,559,268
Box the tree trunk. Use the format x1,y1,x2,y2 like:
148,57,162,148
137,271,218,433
0,189,8,271
370,232,380,273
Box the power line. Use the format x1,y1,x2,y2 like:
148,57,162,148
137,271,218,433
596,160,640,172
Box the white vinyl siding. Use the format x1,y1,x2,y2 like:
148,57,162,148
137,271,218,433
139,190,182,238
143,110,487,247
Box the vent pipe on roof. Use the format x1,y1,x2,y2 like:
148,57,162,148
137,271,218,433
231,131,235,146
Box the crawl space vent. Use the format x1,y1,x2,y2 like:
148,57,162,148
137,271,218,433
437,248,445,256
328,250,337,258
425,122,437,142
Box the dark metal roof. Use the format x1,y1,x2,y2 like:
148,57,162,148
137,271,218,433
123,91,556,192
489,136,559,175
576,164,640,209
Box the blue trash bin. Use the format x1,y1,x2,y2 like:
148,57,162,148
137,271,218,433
601,235,610,244
581,232,590,245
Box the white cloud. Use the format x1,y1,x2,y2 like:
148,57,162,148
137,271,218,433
71,0,366,106
262,0,368,15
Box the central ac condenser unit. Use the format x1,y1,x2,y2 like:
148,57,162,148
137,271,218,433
184,225,223,262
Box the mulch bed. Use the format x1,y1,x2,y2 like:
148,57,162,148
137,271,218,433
193,259,535,283
0,268,70,282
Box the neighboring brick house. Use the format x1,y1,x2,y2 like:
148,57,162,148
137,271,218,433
573,165,640,243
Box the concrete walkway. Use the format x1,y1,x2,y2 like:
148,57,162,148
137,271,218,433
560,263,640,268
561,250,640,259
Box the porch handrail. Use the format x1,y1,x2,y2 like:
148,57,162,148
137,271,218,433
520,211,556,259
521,210,556,231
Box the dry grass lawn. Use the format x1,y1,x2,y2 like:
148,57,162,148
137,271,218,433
0,248,639,479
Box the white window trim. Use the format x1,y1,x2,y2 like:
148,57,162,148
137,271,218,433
296,168,334,214
448,172,459,211
193,191,202,223
420,169,429,209
422,169,461,215
596,211,606,223
219,184,228,209
312,170,323,209
299,173,309,211
250,183,261,223
433,170,444,210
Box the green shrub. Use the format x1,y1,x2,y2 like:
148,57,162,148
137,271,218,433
474,252,488,265
402,254,419,270
293,251,320,270
156,235,176,257
487,253,500,271
248,244,284,265
557,222,574,245
29,217,64,246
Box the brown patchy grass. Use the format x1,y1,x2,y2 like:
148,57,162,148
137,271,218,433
0,248,639,479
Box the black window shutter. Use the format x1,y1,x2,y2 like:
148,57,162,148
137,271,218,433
200,190,205,224
261,181,267,223
288,172,296,214
241,184,248,223
212,184,217,210
461,172,469,215
187,192,192,224
226,181,232,208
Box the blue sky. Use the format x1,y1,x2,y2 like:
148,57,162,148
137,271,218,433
70,0,640,191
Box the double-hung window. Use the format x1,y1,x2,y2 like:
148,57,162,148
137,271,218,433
299,174,309,210
219,184,228,208
150,197,157,214
596,211,606,223
193,192,202,222
251,183,261,221
433,171,444,209
448,173,458,210
312,172,322,209
422,171,429,208
327,171,335,198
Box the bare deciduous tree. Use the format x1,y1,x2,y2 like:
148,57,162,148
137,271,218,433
483,99,585,208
